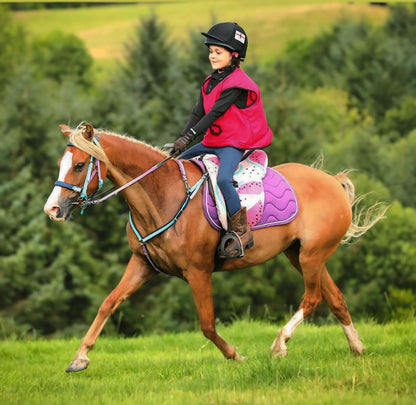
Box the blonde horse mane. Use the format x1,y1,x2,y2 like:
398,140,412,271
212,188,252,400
68,123,110,164
67,122,168,166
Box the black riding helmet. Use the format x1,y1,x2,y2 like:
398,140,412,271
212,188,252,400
201,22,248,60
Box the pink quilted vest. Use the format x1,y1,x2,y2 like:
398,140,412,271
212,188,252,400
201,67,273,149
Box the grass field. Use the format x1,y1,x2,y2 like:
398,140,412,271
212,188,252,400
12,0,388,66
1,320,415,404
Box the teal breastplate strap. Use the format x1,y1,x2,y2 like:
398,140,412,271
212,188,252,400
128,160,208,275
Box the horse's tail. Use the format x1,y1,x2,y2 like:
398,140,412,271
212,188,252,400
334,171,388,244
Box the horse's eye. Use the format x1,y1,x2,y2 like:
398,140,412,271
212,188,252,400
75,162,85,171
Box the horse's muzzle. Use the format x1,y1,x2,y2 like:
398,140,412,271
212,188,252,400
44,197,77,221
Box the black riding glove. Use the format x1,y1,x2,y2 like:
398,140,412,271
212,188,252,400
171,129,197,155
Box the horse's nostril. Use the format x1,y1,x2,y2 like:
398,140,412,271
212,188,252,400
45,205,61,220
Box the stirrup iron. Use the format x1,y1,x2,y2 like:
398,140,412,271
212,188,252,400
217,231,244,259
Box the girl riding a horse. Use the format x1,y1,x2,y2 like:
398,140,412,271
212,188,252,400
44,122,386,372
171,22,273,258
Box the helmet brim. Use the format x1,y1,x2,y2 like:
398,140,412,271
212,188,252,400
202,33,234,51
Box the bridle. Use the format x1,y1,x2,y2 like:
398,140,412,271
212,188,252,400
53,141,207,275
54,140,104,214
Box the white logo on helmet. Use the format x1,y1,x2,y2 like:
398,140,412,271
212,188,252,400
234,30,246,44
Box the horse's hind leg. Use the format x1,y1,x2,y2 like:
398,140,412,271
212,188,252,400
271,245,324,357
186,268,245,361
320,266,364,356
66,254,156,372
271,241,364,357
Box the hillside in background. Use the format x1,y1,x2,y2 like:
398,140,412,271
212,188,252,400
13,0,388,68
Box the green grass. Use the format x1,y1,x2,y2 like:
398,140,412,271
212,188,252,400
1,320,415,404
12,0,388,66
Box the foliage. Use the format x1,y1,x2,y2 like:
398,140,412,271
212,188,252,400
276,4,416,125
1,5,416,338
378,96,416,142
31,31,93,88
92,13,193,145
375,130,416,206
327,201,416,322
0,6,26,96
181,22,215,89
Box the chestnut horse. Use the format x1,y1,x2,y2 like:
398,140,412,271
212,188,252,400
44,123,385,372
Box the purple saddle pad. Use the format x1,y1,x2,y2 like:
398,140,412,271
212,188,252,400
202,166,299,231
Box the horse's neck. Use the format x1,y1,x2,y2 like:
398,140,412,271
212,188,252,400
99,133,178,228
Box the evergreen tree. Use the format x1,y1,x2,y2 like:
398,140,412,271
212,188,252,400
181,26,212,89
385,3,416,40
0,6,26,96
271,4,416,127
31,31,93,88
0,15,120,337
378,97,416,142
94,13,193,145
272,18,372,90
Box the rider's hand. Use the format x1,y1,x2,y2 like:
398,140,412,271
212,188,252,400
171,129,197,155
171,137,188,155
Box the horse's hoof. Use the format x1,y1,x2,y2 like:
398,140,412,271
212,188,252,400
226,350,248,361
272,350,288,358
351,347,365,357
233,352,248,361
66,358,89,373
270,345,288,358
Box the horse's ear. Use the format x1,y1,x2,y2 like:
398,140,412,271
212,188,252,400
59,124,72,138
84,123,95,142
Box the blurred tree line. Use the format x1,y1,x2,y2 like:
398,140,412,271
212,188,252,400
0,4,415,339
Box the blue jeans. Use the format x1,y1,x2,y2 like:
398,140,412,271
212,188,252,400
180,144,244,217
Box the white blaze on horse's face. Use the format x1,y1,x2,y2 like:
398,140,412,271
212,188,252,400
44,151,74,221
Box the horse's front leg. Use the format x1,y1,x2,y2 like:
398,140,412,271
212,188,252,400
66,254,156,372
186,268,246,361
